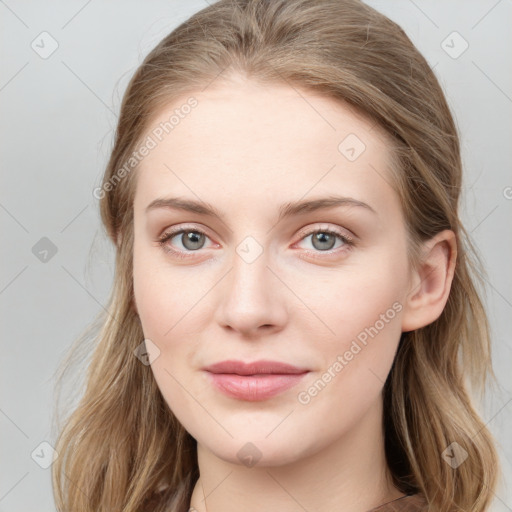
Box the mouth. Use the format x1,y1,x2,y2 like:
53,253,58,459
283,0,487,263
203,359,310,401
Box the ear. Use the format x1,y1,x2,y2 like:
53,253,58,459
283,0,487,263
401,229,457,333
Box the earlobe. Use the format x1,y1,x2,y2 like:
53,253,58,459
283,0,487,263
401,229,457,333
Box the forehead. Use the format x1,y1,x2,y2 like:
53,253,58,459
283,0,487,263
133,79,398,219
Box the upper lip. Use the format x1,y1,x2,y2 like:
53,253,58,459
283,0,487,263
203,359,309,375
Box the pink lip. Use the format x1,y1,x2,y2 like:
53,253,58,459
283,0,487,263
203,359,308,375
203,359,309,401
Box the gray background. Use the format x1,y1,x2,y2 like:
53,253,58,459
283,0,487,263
1,1,511,510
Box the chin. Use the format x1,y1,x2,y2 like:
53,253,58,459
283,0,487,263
202,434,309,469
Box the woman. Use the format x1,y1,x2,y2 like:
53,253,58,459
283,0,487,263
52,0,500,510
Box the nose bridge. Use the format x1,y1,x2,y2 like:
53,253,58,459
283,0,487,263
215,234,287,334
228,236,272,308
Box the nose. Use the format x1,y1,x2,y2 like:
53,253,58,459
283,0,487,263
214,247,288,338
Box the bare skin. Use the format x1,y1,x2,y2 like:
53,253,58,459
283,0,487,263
132,74,456,512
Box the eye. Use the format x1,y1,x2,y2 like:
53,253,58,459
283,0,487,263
294,225,354,257
157,226,214,259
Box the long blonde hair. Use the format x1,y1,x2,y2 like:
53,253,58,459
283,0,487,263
51,1,501,510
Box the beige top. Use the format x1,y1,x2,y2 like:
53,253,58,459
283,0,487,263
369,493,428,511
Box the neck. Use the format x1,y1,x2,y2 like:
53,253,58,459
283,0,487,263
189,397,403,512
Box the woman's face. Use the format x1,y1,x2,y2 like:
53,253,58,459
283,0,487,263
132,77,413,466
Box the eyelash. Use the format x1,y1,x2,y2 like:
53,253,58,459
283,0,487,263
157,225,355,260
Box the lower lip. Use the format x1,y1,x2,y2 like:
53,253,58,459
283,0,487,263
205,372,308,401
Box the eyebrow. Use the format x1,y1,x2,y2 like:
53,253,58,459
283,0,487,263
145,195,377,222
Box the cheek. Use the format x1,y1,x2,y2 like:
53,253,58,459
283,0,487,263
298,247,407,391
132,254,197,413
293,272,404,439
133,240,177,340
133,267,165,339
293,248,407,342
133,243,211,357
